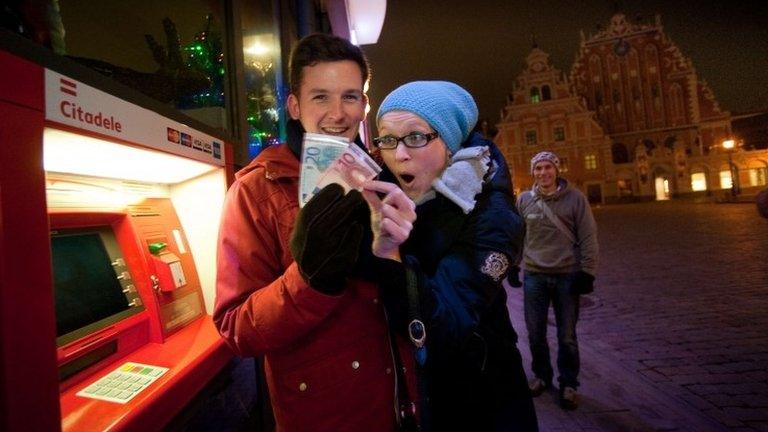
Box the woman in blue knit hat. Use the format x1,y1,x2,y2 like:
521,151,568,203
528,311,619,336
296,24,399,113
362,81,538,431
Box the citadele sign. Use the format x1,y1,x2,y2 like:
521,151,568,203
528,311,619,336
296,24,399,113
45,69,225,166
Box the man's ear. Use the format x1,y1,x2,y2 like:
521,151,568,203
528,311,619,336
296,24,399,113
287,94,300,120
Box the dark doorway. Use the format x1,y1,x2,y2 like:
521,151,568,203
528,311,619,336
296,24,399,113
587,184,603,204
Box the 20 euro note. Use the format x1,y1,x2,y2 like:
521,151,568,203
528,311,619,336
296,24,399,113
298,133,349,207
313,142,382,196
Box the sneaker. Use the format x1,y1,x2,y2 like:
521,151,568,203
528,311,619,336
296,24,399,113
528,378,549,397
559,386,578,410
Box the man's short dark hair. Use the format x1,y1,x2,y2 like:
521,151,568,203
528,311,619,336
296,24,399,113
288,33,370,95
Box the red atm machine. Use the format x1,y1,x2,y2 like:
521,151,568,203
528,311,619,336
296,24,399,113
1,41,235,431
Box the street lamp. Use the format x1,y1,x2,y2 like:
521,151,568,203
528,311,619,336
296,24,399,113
722,139,740,196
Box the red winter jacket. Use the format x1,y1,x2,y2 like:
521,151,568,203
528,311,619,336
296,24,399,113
214,142,415,432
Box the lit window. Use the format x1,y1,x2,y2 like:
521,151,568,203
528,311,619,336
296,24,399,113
690,172,707,191
749,167,768,186
554,127,565,142
719,170,732,189
560,157,569,173
530,87,541,104
617,179,633,196
525,130,538,145
584,154,597,170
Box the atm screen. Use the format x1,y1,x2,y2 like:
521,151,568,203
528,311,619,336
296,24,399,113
51,226,142,346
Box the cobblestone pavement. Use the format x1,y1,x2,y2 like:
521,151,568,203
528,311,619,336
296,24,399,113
506,201,768,431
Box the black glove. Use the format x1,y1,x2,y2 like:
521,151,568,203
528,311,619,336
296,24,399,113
571,270,595,295
506,265,522,288
349,204,378,282
290,184,366,294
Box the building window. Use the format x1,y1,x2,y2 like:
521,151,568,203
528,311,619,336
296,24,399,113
25,2,232,134
642,139,656,153
664,135,677,150
542,85,552,101
584,154,597,170
611,143,630,163
691,172,707,191
617,179,633,196
719,170,733,189
525,130,538,145
553,126,565,142
530,87,541,103
749,167,768,186
560,157,569,173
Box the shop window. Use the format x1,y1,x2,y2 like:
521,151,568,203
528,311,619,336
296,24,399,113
553,126,565,142
242,0,285,158
691,172,707,191
23,2,233,131
749,168,768,186
584,154,597,170
617,179,633,196
525,130,538,145
719,170,733,189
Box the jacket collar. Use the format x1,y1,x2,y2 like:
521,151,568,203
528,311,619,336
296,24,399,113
235,122,302,181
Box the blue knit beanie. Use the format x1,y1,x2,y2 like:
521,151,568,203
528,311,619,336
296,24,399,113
376,81,478,154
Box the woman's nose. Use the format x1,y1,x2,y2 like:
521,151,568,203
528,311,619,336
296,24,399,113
394,142,411,161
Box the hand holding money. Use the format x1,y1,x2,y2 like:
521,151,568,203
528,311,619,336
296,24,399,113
299,133,381,207
361,180,416,262
314,143,381,194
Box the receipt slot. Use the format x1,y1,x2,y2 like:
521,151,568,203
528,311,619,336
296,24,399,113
150,243,187,292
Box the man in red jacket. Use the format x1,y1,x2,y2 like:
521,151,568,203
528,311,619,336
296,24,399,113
213,33,417,431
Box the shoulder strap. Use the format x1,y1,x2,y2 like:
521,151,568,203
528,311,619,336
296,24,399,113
536,198,576,244
405,266,430,430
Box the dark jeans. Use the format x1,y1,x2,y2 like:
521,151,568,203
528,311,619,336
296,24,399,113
523,271,580,389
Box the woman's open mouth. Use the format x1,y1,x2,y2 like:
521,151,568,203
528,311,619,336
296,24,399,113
399,173,415,185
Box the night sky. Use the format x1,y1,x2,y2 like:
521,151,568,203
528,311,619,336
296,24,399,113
364,0,768,126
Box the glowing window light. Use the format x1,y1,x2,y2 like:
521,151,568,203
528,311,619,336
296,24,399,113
719,170,732,189
690,172,707,191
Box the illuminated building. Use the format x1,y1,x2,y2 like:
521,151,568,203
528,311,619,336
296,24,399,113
497,13,768,203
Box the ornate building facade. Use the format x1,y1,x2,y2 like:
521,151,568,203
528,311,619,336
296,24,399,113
496,13,768,203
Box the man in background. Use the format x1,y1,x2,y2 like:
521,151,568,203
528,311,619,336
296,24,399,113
516,151,598,410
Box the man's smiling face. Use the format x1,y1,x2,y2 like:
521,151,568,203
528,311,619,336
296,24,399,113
286,60,367,142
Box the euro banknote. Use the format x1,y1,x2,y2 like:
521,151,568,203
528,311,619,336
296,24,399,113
298,133,349,207
313,141,381,195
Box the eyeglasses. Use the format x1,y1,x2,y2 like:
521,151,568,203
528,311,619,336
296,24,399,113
372,132,439,150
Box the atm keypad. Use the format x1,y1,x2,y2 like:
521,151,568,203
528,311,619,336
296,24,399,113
76,362,168,404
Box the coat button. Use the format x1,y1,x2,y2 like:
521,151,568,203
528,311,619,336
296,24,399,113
386,368,392,374
373,298,379,304
299,382,307,392
352,361,360,370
